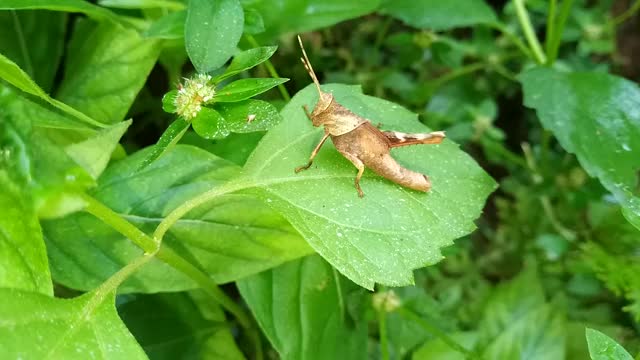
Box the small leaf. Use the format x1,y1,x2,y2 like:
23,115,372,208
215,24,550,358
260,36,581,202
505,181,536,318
214,78,289,103
43,145,313,293
237,255,367,360
216,99,281,133
144,10,186,39
162,90,179,112
65,120,131,179
241,84,496,289
137,117,190,170
244,8,265,34
56,20,161,124
192,107,230,139
185,0,244,73
0,171,53,296
378,0,497,30
520,67,640,231
585,328,634,360
216,46,278,82
0,288,146,359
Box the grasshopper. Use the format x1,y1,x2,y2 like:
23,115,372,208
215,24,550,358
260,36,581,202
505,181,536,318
295,36,446,197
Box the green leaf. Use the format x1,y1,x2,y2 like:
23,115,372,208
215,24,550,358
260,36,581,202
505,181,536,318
248,0,380,39
0,171,53,296
43,145,313,293
98,0,185,10
0,10,66,91
216,99,281,133
137,117,190,170
412,332,478,360
214,78,289,103
1,97,95,218
0,288,146,359
244,7,264,34
520,67,640,231
56,20,161,124
185,0,244,73
192,107,230,139
144,10,186,39
65,120,131,179
585,328,634,360
162,90,179,113
378,0,497,30
118,291,244,359
237,255,367,360
0,0,122,24
216,46,278,82
241,84,496,289
478,270,566,360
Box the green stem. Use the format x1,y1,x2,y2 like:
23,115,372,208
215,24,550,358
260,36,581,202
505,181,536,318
153,179,252,241
545,0,557,57
613,0,640,26
398,307,477,359
81,194,262,360
488,22,534,60
378,310,389,360
246,35,291,102
548,0,574,64
431,62,485,91
513,0,547,64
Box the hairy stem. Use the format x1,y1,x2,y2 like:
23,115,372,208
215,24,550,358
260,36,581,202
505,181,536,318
545,0,557,58
613,0,640,26
81,194,262,359
548,0,574,64
513,0,547,64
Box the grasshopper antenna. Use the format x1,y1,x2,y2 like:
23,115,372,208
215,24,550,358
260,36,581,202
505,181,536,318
297,35,322,96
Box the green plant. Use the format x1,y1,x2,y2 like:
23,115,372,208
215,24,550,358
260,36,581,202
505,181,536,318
0,0,639,359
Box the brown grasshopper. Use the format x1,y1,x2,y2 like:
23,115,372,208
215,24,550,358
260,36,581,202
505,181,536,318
294,35,446,197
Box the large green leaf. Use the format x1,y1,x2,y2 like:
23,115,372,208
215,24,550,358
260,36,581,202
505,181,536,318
56,20,161,124
520,67,640,231
43,145,313,293
378,0,496,30
0,0,122,23
585,328,634,360
0,10,66,91
237,255,367,360
118,291,244,359
240,84,495,289
185,0,244,73
0,288,147,359
248,0,380,39
0,171,52,296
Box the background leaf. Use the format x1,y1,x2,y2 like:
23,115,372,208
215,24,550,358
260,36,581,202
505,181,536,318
0,288,146,359
237,254,367,360
0,171,52,295
118,291,244,359
0,0,122,23
585,328,634,360
378,0,497,30
185,0,244,73
44,145,313,293
248,0,380,39
144,10,186,39
56,20,161,124
520,67,640,231
241,84,496,289
0,10,66,91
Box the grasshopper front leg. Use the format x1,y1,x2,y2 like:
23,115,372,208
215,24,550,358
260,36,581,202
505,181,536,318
295,132,331,173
